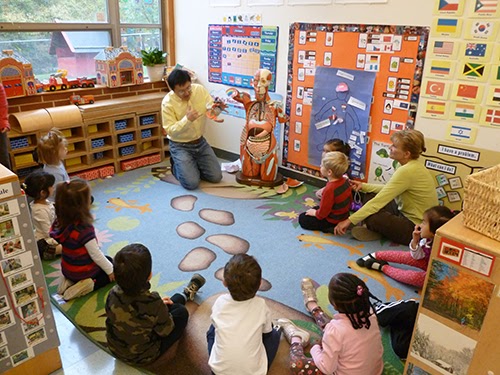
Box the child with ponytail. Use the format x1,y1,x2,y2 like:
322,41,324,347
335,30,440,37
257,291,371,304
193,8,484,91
276,273,383,375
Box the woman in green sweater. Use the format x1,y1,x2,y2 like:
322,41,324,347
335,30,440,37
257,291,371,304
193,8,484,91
334,129,438,245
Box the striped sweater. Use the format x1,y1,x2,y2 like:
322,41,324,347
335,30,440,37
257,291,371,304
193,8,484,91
317,177,352,224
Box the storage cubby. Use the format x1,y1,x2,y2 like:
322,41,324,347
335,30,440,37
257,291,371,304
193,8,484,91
113,117,135,133
8,93,167,177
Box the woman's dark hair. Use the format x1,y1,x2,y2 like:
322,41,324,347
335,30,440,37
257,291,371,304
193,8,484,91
424,205,455,234
324,138,351,158
166,69,191,91
329,273,379,330
53,179,93,229
23,170,55,201
114,243,152,295
224,254,262,301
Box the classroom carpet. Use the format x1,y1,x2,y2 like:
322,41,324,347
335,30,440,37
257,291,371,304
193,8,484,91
42,164,418,374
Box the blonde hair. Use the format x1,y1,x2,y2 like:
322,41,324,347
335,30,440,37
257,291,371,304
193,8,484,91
322,151,350,178
37,128,67,165
390,129,426,160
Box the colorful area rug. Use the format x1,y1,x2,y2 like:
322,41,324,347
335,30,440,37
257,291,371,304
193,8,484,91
43,165,418,374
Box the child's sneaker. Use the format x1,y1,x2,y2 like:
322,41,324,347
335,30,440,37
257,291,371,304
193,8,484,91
57,275,75,295
274,318,310,346
63,278,94,301
301,277,318,312
183,273,206,301
42,246,57,261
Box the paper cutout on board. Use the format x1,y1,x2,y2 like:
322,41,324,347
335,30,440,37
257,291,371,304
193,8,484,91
485,86,500,106
367,141,398,183
446,123,478,144
221,13,263,24
480,106,500,127
430,39,459,59
470,0,500,18
461,41,492,62
434,0,465,15
421,98,448,119
451,82,484,102
459,61,490,82
431,17,463,37
493,64,500,84
451,102,480,122
425,59,455,79
464,19,499,40
308,67,376,177
421,78,450,99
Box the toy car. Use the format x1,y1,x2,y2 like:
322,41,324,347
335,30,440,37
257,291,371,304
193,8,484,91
69,94,95,105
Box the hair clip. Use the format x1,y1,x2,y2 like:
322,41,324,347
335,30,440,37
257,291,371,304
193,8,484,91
356,285,363,296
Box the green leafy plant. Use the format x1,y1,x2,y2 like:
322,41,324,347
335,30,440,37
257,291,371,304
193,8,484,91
140,47,167,66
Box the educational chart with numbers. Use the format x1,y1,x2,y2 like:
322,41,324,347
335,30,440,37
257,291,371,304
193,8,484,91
208,25,279,91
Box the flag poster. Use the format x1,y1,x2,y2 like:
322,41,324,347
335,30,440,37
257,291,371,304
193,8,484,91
433,18,462,37
431,40,457,58
481,107,500,126
452,102,479,121
460,62,489,82
453,83,483,102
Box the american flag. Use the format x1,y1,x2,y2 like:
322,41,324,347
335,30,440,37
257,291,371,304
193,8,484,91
433,41,454,55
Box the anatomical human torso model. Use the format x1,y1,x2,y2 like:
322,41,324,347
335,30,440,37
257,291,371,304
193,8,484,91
231,69,288,186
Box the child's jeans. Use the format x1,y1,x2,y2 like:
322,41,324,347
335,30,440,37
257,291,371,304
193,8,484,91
206,324,281,373
159,293,189,353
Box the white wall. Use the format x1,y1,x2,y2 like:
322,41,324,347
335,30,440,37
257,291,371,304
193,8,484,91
172,0,434,155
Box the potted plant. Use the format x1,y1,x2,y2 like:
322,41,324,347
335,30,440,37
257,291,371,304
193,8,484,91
140,47,168,82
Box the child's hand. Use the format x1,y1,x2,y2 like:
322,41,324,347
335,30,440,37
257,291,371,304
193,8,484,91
349,179,363,192
108,273,115,282
411,225,421,249
162,296,173,305
315,188,324,199
306,208,317,217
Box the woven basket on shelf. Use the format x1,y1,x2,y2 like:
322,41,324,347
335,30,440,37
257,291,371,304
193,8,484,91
463,164,500,242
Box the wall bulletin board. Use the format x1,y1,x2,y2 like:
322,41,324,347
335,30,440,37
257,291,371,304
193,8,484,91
208,24,279,91
283,23,429,181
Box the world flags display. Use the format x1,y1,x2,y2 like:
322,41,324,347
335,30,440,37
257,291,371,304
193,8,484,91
430,60,452,76
463,63,485,78
433,41,454,55
465,43,487,57
454,103,476,119
456,84,479,99
485,108,500,125
426,101,446,115
474,0,499,14
439,0,459,10
437,18,458,33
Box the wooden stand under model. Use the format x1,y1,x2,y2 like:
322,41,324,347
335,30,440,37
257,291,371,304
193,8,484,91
404,213,500,375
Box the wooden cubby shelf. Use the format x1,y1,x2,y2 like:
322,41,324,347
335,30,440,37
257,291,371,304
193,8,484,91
7,93,167,179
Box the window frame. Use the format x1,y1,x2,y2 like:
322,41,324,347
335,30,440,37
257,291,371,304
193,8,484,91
0,0,175,67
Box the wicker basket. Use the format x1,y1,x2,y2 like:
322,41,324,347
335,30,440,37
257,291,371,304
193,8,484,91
463,164,500,241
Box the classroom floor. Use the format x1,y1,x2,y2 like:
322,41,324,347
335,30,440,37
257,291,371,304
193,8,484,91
50,307,145,374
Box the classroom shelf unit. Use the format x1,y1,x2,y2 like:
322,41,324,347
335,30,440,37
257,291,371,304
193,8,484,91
7,93,169,179
404,213,500,375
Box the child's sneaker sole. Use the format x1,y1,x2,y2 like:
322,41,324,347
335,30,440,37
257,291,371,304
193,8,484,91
63,278,94,301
